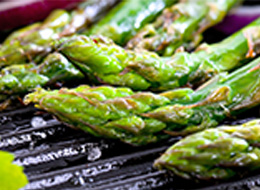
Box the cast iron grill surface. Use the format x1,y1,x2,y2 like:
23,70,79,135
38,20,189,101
1,105,260,190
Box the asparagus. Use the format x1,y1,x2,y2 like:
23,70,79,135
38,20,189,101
59,0,119,36
0,53,83,108
58,18,260,91
88,0,177,45
154,119,260,180
0,0,118,68
24,56,260,145
127,0,239,56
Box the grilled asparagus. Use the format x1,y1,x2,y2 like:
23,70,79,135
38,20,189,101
0,0,118,68
154,119,260,180
88,0,176,45
127,0,239,56
58,18,260,91
25,56,260,145
0,53,83,108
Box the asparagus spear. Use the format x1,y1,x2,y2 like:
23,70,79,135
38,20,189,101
24,56,260,145
59,0,119,37
0,53,84,104
0,0,118,68
59,18,260,91
154,119,260,180
141,55,260,137
88,0,177,45
127,0,239,56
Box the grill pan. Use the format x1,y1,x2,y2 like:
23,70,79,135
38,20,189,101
1,1,260,190
1,104,260,190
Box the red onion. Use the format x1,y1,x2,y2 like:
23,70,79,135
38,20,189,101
215,6,260,34
0,0,83,31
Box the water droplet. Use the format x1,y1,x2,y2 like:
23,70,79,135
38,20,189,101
87,147,102,161
0,116,12,124
29,141,35,151
31,117,47,128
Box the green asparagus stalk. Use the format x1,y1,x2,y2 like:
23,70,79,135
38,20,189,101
59,0,119,37
24,85,169,145
0,0,118,68
127,0,239,56
0,53,83,104
0,9,69,67
154,119,260,180
88,0,177,45
24,56,260,145
141,55,260,137
58,18,260,91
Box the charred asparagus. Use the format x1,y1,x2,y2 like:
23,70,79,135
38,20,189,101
59,18,260,91
0,53,83,109
154,119,260,180
0,0,118,68
127,0,239,56
25,56,260,145
88,0,176,45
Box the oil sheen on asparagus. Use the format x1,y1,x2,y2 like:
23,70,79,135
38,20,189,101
127,0,239,56
154,119,260,180
0,0,118,68
25,56,260,145
0,53,83,110
88,0,177,45
58,18,260,91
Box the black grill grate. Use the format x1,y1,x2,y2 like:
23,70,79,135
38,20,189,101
1,105,260,190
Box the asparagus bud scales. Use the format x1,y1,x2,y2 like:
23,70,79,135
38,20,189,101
0,0,118,68
88,0,177,45
59,18,260,91
60,0,119,36
127,0,239,56
154,119,260,180
0,10,68,67
132,19,260,90
146,56,260,136
24,56,260,145
0,53,84,100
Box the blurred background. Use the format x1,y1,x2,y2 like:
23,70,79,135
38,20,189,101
0,0,260,38
0,0,83,31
